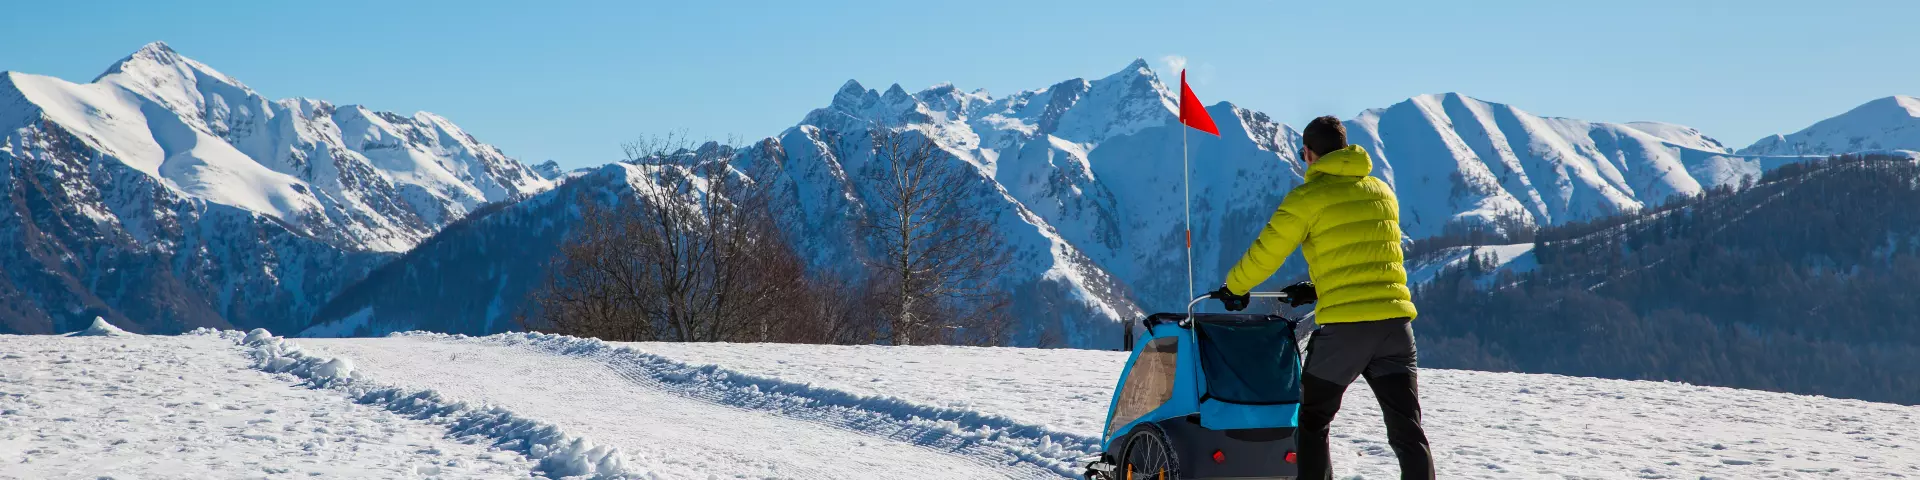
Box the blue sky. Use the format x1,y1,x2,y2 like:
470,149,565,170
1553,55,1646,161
3,0,1915,168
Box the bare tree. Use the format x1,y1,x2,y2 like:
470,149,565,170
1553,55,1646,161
520,198,654,341
860,128,1012,345
770,273,886,345
524,135,810,343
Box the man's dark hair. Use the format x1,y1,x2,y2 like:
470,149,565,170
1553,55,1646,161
1302,115,1347,157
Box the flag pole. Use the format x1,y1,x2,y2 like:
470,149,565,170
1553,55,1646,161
1184,118,1193,303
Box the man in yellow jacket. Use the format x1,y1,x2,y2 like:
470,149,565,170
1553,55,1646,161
1210,116,1433,479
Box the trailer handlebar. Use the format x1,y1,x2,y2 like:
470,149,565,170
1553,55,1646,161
1180,292,1311,327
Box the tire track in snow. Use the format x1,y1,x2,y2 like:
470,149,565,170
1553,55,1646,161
443,332,1102,479
209,328,642,479
569,343,1052,479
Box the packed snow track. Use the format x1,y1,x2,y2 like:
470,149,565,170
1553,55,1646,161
297,333,1078,479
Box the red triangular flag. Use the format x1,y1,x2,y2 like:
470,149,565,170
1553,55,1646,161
1178,69,1219,136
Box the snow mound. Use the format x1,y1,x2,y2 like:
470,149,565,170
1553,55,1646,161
217,328,643,479
65,317,132,337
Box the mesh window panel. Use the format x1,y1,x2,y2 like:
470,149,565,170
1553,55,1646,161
1195,319,1302,405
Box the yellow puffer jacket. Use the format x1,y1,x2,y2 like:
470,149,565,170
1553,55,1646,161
1225,145,1418,324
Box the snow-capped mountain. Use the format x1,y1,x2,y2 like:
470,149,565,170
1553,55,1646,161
779,60,1315,332
1740,95,1920,156
5,42,551,253
307,60,1812,348
785,64,1808,323
0,42,549,334
1346,93,1801,238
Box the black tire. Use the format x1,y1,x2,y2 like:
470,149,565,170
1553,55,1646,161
1120,424,1180,479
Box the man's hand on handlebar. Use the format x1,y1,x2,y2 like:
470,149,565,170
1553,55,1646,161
1280,281,1317,308
1209,285,1251,311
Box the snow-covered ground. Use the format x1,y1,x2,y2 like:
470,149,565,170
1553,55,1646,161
298,333,1077,479
314,333,1920,479
631,340,1920,479
0,330,534,479
6,325,1918,479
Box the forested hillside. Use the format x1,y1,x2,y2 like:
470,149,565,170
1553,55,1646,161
1412,154,1920,405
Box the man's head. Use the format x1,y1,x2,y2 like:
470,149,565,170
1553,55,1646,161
1300,115,1347,164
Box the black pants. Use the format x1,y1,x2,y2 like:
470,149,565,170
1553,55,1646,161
1297,318,1433,480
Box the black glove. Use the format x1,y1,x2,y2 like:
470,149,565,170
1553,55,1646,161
1280,281,1317,308
1209,285,1250,311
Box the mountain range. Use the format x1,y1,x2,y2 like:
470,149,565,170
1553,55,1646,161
299,60,1855,347
6,44,1916,347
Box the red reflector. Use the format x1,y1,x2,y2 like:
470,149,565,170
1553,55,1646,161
1211,450,1225,463
1285,451,1297,464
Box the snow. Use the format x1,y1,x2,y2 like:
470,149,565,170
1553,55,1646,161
0,327,536,479
1343,93,1789,236
297,332,1078,479
0,41,552,254
9,325,1919,478
1741,95,1920,156
3,70,324,222
1623,121,1732,153
237,328,635,477
624,339,1920,479
65,317,131,337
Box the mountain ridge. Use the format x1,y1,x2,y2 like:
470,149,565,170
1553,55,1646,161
0,42,550,334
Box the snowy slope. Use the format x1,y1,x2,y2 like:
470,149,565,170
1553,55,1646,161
2,42,553,252
1624,121,1732,153
1346,93,1803,238
2,69,323,224
0,330,537,478
1741,95,1920,156
278,332,1920,479
82,41,553,251
0,41,553,253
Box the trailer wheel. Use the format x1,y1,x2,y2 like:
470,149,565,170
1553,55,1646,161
1120,425,1180,479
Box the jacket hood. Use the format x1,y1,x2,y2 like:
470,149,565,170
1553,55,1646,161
1307,145,1373,179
